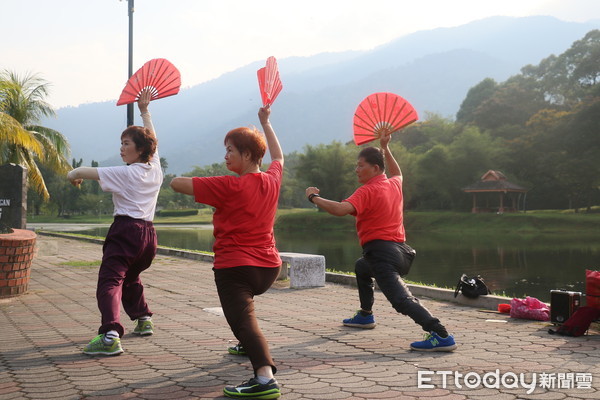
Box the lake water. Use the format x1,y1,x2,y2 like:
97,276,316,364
57,224,600,303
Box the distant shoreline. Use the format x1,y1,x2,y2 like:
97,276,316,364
276,209,600,235
28,209,600,235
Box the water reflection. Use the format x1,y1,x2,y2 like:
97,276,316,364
408,232,600,302
69,226,600,302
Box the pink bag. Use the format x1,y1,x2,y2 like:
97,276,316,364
510,296,550,321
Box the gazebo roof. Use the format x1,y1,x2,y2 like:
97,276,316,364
462,170,528,193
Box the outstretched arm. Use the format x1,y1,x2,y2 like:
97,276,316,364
380,132,401,179
259,106,284,166
170,177,194,196
304,187,356,216
67,167,99,186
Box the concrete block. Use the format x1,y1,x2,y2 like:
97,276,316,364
280,252,326,288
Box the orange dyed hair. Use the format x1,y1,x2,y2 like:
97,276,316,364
224,127,267,165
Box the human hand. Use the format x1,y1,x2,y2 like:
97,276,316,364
137,87,152,113
305,187,320,197
258,105,271,125
67,171,82,187
379,131,392,149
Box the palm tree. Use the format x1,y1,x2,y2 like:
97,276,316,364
0,70,71,200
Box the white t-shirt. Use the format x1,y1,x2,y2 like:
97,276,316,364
97,113,163,221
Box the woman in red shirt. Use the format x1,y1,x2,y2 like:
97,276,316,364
170,106,283,399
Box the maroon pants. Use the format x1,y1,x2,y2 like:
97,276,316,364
97,216,157,337
214,265,281,375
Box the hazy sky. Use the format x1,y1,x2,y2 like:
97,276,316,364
2,0,599,108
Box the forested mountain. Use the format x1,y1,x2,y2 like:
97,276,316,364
32,26,600,215
43,16,599,174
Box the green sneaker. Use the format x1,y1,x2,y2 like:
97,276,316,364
83,334,123,356
133,319,154,336
223,377,281,399
227,342,247,356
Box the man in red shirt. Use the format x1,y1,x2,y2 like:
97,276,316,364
305,133,456,352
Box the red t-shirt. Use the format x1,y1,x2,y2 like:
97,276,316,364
192,161,283,269
344,174,405,246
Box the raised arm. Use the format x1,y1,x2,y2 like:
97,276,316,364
137,88,156,138
259,106,283,166
380,132,401,179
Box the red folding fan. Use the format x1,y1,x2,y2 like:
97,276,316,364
116,58,181,106
257,56,283,106
353,92,418,145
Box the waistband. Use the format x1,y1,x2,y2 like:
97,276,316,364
113,215,154,226
362,239,405,248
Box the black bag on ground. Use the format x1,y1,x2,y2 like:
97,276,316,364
454,274,490,298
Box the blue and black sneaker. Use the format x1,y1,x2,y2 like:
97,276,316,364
410,332,457,352
342,310,376,329
223,377,281,399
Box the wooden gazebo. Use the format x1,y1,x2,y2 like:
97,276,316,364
462,170,528,213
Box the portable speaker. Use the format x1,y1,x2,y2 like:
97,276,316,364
550,290,581,324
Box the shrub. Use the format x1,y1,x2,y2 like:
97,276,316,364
0,223,14,234
156,209,199,217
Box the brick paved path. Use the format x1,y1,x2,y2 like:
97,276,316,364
1,235,598,399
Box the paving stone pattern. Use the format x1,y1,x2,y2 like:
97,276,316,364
1,235,599,399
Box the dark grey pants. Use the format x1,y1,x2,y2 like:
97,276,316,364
355,240,444,333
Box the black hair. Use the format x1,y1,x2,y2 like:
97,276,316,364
358,146,384,171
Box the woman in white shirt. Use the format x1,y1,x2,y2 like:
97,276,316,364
67,88,163,355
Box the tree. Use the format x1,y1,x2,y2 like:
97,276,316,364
468,75,546,131
0,70,71,200
521,30,600,106
296,142,356,204
456,78,498,124
277,151,308,209
410,126,507,210
399,113,459,152
160,156,168,175
554,98,600,210
186,162,233,178
414,145,453,209
89,160,100,194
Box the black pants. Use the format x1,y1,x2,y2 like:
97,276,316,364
355,240,443,333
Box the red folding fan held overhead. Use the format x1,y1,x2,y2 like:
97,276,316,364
353,92,418,146
116,58,181,106
257,56,283,106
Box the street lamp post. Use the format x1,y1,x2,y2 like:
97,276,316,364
126,0,134,127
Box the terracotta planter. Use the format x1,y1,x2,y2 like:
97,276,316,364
0,229,36,298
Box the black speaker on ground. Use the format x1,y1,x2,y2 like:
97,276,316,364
550,290,581,324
